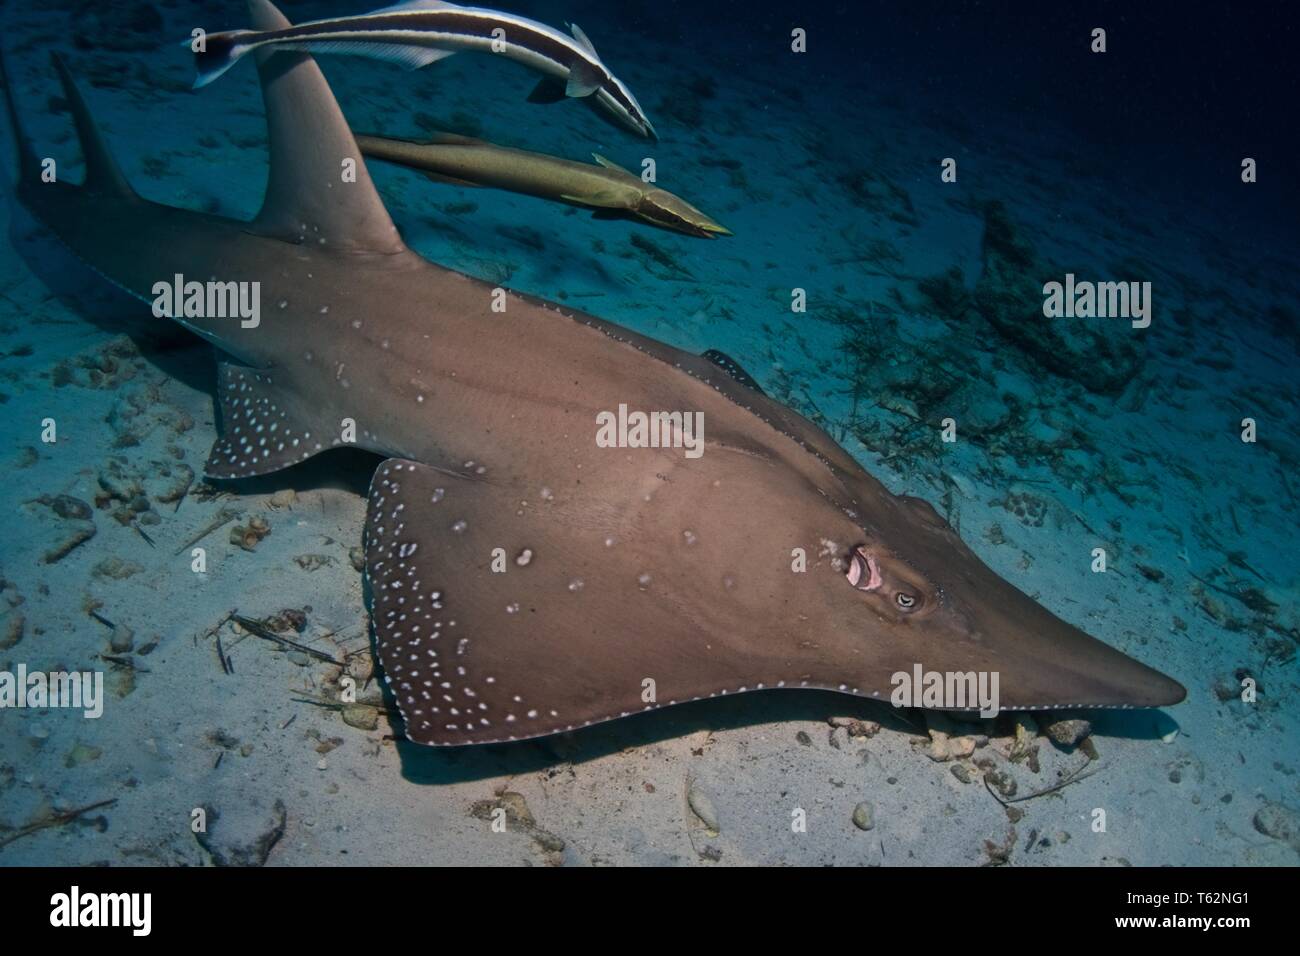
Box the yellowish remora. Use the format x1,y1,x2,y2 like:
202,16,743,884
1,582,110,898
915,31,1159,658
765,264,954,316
356,131,732,238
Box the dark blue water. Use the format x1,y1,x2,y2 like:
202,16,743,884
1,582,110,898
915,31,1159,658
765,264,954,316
0,0,1295,868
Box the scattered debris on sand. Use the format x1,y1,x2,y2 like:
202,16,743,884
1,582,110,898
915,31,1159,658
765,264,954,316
194,799,288,867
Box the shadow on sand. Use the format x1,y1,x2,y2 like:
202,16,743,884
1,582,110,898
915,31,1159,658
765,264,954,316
387,689,1182,786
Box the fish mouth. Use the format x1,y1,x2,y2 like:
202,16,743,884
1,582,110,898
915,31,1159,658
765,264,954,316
674,201,731,237
589,96,657,141
846,546,882,590
638,196,732,240
615,106,657,140
678,220,731,239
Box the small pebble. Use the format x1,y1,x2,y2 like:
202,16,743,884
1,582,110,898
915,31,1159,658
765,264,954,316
687,783,719,834
64,741,102,768
269,488,297,508
109,624,135,653
92,556,142,580
0,610,24,650
44,522,96,564
50,495,93,520
341,703,379,731
1252,801,1300,851
1045,717,1092,747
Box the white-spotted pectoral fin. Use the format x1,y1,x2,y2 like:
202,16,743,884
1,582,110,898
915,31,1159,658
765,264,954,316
364,458,705,747
205,362,330,479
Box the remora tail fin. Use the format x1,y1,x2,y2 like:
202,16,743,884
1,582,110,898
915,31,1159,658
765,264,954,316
247,0,406,255
192,29,257,88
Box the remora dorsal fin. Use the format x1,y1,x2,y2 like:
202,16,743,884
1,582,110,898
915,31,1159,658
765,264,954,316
248,0,405,255
590,152,637,179
50,54,135,198
569,23,598,56
205,362,333,479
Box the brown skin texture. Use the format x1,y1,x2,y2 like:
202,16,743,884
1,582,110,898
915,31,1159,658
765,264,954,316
13,20,1183,749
